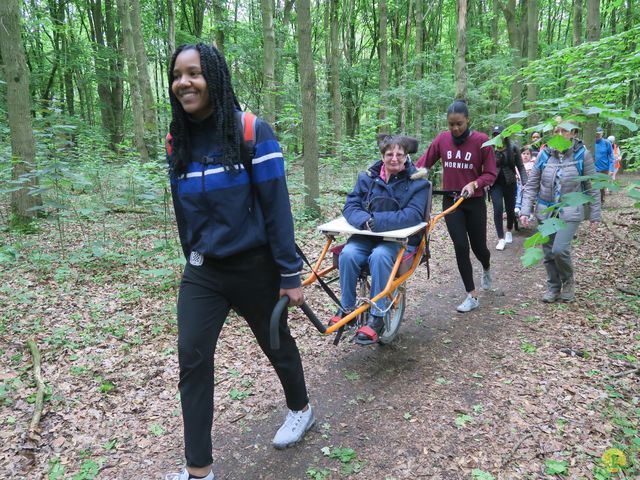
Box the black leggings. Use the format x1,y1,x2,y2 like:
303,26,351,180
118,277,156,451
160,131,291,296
177,246,309,468
443,195,491,293
490,182,517,238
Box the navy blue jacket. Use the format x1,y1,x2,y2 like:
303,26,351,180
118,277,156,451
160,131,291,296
343,160,429,243
167,114,302,288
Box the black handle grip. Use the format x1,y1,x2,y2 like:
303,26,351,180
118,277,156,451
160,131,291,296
269,296,328,350
270,295,289,351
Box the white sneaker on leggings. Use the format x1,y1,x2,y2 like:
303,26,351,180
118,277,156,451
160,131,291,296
456,294,479,313
496,239,506,250
272,405,315,449
505,231,513,244
165,468,214,480
480,269,492,290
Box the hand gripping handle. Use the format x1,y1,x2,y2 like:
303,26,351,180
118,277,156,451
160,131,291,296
270,296,327,350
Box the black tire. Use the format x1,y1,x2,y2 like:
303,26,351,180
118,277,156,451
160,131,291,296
378,287,405,345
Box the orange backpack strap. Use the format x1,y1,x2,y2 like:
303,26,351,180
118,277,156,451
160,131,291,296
165,133,173,156
241,111,257,143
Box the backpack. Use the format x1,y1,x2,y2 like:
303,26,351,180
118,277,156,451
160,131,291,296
165,111,258,171
534,144,585,176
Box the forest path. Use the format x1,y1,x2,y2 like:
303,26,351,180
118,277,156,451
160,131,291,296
152,182,638,480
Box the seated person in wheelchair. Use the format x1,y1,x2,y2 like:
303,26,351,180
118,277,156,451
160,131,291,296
335,134,429,345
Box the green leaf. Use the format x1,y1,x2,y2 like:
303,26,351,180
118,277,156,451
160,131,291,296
538,218,566,237
149,423,165,437
544,459,568,475
521,247,544,267
472,469,496,480
546,134,572,151
523,232,549,248
481,136,502,148
504,111,528,120
608,116,638,132
455,413,472,427
560,191,593,207
329,447,357,463
502,123,524,136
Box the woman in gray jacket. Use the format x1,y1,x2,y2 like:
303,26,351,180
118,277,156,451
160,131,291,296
519,123,601,303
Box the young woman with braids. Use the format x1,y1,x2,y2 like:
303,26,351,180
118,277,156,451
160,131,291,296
416,100,496,313
165,44,314,480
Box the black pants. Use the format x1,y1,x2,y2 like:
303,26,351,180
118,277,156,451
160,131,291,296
443,195,491,293
177,246,309,468
490,182,517,238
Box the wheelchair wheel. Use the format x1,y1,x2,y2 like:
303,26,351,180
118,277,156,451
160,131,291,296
378,287,406,345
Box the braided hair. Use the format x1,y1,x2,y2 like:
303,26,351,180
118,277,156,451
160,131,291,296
168,43,242,175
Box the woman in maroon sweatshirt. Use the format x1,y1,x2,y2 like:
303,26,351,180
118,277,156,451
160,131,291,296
416,100,497,312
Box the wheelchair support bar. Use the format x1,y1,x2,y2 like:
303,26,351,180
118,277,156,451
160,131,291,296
270,295,327,350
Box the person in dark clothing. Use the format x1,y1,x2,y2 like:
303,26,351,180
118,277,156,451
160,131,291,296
165,43,313,480
416,100,497,312
490,126,528,250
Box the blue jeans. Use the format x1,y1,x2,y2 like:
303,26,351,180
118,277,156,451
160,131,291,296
339,236,406,316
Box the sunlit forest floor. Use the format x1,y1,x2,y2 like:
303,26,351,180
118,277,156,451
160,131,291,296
0,168,638,479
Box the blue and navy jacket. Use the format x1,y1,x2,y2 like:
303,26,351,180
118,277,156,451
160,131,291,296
343,160,429,245
167,114,302,289
594,137,614,172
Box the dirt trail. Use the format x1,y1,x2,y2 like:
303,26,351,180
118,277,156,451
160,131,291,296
2,180,637,480
151,187,638,479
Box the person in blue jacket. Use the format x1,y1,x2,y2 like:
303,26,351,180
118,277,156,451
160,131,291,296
594,126,614,204
333,135,429,345
165,43,313,480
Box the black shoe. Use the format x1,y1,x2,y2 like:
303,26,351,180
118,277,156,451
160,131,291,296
355,315,384,345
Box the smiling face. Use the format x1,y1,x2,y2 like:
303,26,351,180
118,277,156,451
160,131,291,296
171,48,212,120
381,144,406,176
447,112,469,137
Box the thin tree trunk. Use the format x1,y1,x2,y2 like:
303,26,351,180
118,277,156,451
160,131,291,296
167,0,176,55
260,0,276,124
130,0,158,156
329,0,342,152
583,0,600,154
212,0,225,54
377,0,389,132
414,0,423,137
0,0,42,221
526,0,538,124
296,0,320,215
455,0,468,102
117,0,150,162
500,0,524,113
399,2,412,131
274,0,294,127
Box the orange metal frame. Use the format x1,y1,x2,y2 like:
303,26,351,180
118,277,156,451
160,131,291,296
302,196,465,335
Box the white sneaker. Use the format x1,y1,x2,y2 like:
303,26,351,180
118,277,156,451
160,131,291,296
480,269,492,290
496,239,506,250
456,294,479,312
272,405,315,449
165,468,214,480
505,231,513,244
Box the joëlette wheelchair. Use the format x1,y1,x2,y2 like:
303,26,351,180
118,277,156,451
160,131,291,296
270,181,465,349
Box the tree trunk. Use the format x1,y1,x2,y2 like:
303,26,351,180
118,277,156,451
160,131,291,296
500,0,524,113
167,0,176,56
377,0,389,132
0,0,42,221
399,2,412,132
274,0,294,122
296,0,320,216
260,0,276,124
454,0,468,101
583,0,600,154
129,0,158,156
573,0,583,45
212,0,225,54
526,0,538,124
117,0,150,162
414,0,423,137
329,0,342,152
